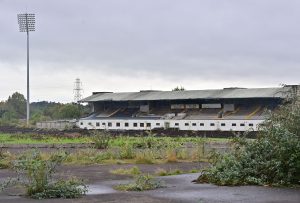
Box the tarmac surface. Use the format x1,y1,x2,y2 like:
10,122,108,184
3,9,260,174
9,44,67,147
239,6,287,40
0,163,299,203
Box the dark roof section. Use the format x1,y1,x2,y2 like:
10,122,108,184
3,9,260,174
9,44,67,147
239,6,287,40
80,87,293,102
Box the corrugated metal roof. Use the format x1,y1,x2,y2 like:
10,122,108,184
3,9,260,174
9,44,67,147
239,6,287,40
80,87,292,102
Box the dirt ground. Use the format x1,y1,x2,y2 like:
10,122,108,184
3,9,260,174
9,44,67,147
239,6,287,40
0,162,299,203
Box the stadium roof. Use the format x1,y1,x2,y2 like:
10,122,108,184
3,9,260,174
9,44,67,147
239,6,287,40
80,86,293,102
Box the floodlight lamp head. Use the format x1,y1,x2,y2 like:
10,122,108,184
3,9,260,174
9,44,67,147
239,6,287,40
18,13,35,32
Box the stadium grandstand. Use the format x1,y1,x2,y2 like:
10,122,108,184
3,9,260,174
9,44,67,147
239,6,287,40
77,85,299,132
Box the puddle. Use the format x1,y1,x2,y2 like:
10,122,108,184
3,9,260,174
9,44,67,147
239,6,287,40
87,184,116,195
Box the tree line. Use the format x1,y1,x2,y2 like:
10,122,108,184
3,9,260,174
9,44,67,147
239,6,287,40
0,92,89,126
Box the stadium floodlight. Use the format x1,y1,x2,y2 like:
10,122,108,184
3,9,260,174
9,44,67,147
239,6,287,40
17,13,35,126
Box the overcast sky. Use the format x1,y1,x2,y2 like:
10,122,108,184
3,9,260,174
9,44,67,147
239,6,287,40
0,0,299,102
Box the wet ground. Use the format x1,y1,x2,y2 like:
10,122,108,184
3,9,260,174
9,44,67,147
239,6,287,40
0,163,299,203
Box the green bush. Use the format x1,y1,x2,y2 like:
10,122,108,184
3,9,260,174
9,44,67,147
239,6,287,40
31,178,87,199
1,150,87,199
197,99,300,186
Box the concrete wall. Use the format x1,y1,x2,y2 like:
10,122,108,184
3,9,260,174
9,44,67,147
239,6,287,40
36,121,75,130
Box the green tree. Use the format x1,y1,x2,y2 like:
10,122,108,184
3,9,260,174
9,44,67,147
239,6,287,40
6,92,26,118
54,104,81,119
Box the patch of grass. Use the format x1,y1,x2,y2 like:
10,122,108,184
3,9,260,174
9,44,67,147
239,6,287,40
115,174,164,191
188,168,200,173
155,168,183,176
135,150,155,164
119,143,135,159
64,149,112,165
165,150,177,163
0,133,91,144
155,168,200,176
110,166,141,175
0,133,231,166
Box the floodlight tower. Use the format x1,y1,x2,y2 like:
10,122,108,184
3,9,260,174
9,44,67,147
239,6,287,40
17,13,35,126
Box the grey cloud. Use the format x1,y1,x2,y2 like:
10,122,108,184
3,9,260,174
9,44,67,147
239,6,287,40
0,0,299,102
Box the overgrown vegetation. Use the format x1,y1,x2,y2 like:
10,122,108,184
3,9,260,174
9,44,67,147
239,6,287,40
110,166,141,175
115,174,164,191
0,134,222,165
0,132,227,145
91,130,111,149
155,168,183,176
0,150,87,199
155,168,200,176
197,99,300,186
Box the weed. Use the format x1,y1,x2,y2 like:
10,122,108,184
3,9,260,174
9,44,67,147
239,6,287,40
165,149,177,163
110,166,141,175
91,131,111,149
31,178,87,199
135,150,155,164
115,174,164,191
119,143,135,159
1,150,87,199
0,149,14,169
155,168,183,176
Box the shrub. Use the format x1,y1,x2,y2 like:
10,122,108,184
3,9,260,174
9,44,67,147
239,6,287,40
91,131,111,149
115,174,163,191
197,100,300,186
1,150,87,199
30,178,87,199
0,148,14,169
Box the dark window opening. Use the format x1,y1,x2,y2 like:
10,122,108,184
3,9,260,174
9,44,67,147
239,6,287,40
125,123,129,127
221,123,225,126
146,123,151,127
249,123,254,127
140,123,144,127
156,123,160,126
175,123,179,126
200,123,204,126
108,122,112,127
192,123,196,126
232,123,236,126
185,123,189,126
240,123,245,126
80,122,83,125
210,123,215,126
96,122,100,127
133,123,138,127
116,122,120,127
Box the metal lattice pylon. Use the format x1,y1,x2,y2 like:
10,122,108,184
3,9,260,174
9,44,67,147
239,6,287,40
73,78,83,102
